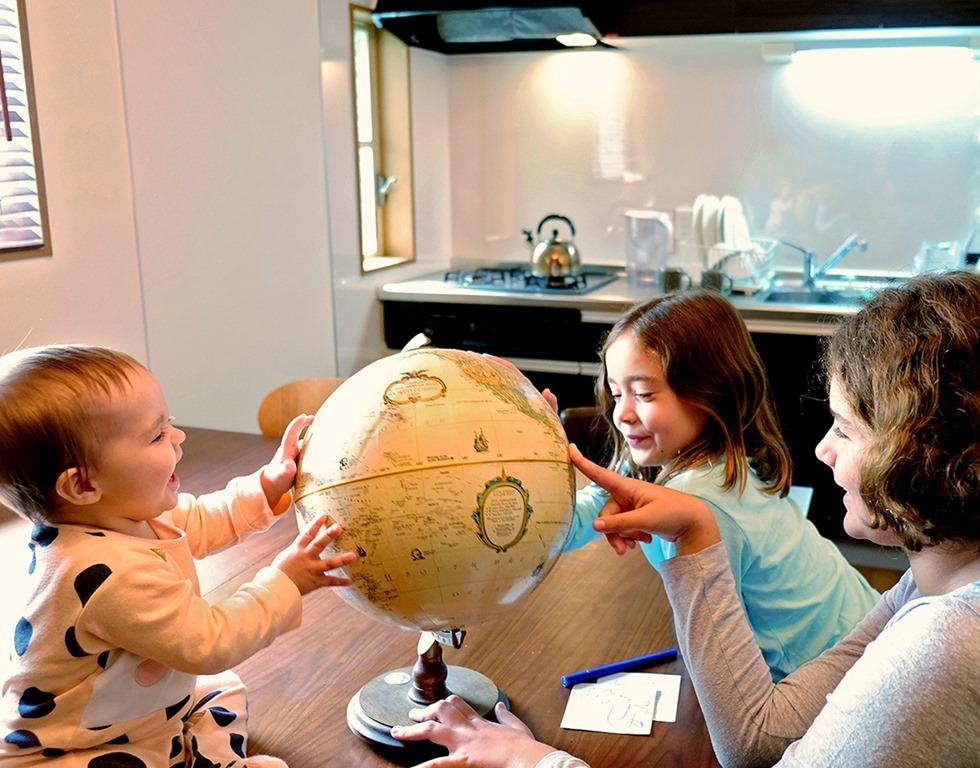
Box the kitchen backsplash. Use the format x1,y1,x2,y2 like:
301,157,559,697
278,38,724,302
434,32,980,272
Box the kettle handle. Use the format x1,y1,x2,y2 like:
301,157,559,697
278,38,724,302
536,214,575,238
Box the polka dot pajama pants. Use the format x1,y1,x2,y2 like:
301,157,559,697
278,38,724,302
6,671,283,768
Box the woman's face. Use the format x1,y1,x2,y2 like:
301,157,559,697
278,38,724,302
814,377,900,546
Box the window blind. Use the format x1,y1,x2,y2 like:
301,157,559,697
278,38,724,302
0,0,45,253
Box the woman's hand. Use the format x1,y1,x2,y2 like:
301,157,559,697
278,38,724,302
260,414,313,513
272,515,356,596
570,444,721,556
391,696,556,768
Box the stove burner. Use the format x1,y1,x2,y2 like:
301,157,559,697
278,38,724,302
444,267,526,287
526,273,588,291
442,265,617,295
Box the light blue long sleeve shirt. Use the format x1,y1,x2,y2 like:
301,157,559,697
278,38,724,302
565,461,880,680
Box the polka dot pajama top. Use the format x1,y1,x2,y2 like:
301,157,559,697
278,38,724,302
1,474,302,765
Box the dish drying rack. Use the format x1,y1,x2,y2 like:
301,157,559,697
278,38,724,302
705,238,777,295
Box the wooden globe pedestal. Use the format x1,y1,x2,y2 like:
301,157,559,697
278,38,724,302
347,633,509,749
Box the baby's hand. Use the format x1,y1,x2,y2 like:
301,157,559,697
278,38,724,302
273,515,357,596
260,414,313,514
540,387,558,414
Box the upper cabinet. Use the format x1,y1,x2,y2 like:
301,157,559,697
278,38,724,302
595,1,980,37
373,1,980,53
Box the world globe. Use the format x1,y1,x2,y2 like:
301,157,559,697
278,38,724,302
293,347,576,635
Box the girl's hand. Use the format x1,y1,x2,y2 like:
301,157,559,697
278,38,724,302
260,414,313,514
569,444,721,556
540,387,558,414
272,515,356,596
391,696,555,768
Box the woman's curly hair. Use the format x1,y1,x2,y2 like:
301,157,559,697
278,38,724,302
822,270,980,551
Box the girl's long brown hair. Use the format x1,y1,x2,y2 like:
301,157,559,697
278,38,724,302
597,290,792,495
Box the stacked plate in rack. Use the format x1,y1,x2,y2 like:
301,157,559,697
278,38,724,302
692,193,753,251
691,193,772,294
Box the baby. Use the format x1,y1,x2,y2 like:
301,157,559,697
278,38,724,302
0,345,356,767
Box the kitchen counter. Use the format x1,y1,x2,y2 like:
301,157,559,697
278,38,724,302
378,266,861,336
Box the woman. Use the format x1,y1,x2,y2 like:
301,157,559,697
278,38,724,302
392,270,980,768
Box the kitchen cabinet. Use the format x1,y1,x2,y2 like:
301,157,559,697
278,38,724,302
751,332,841,540
375,1,978,54
735,0,979,32
733,0,979,33
591,1,979,37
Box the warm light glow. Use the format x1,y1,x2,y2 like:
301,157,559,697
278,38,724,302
556,33,597,48
535,51,632,179
537,49,630,105
781,47,980,125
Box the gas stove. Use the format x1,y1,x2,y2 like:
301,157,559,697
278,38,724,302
442,262,619,295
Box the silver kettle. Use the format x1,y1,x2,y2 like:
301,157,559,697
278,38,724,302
523,214,581,278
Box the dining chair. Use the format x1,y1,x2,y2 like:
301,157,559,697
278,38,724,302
257,376,346,438
559,405,610,466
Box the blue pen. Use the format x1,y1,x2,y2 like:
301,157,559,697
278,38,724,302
560,648,678,688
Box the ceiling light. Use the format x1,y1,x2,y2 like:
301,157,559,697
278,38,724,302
761,34,980,64
556,32,598,47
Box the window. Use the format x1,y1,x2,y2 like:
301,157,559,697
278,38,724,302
351,5,414,272
0,0,50,263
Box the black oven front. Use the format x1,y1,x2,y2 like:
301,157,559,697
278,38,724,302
381,299,611,409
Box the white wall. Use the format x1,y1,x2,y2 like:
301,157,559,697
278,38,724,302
116,1,337,432
444,33,980,271
0,1,147,359
0,0,451,429
0,1,342,433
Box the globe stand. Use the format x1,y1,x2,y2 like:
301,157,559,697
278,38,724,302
347,630,509,749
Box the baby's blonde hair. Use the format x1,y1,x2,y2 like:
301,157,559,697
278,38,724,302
0,345,144,524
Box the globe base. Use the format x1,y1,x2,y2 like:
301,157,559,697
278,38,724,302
347,664,509,749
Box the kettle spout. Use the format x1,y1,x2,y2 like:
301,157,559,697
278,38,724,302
521,228,534,250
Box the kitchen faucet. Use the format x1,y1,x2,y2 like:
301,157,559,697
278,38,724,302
781,235,868,289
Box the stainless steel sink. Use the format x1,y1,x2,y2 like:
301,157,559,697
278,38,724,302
754,271,909,307
758,289,869,306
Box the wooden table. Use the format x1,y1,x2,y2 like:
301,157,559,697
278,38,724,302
180,428,720,768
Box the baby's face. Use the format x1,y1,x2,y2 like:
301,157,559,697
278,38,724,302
80,367,186,533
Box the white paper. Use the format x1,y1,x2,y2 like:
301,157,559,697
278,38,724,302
559,672,681,735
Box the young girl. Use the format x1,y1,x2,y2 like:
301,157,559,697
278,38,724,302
0,345,357,767
393,271,980,767
562,290,878,680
